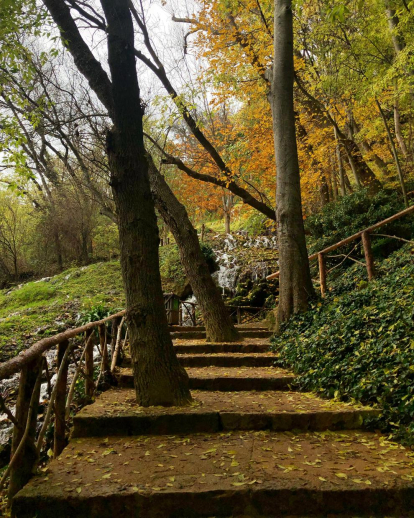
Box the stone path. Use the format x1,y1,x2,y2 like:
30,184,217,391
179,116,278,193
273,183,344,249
12,327,414,517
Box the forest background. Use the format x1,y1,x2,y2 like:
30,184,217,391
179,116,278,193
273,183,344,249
1,0,413,287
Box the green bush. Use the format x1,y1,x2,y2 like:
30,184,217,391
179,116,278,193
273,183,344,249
243,212,268,236
271,244,414,444
305,189,412,256
200,243,219,273
159,245,187,295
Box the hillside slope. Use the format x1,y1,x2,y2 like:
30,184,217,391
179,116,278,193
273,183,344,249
272,243,414,443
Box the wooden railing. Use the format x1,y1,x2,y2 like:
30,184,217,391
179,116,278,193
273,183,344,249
178,302,271,326
267,205,414,297
227,305,271,324
179,300,197,326
0,295,270,500
0,310,128,500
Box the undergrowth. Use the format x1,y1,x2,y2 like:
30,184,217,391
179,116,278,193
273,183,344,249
271,243,414,444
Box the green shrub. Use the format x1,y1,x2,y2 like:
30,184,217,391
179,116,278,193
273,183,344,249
159,245,187,295
243,212,268,236
271,244,414,444
305,189,412,256
200,243,219,273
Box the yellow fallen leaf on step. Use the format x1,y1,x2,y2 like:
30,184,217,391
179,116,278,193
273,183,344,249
335,473,347,479
76,487,82,494
319,477,327,482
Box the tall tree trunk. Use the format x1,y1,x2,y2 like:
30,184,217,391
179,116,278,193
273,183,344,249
53,227,63,271
319,176,330,206
222,192,233,235
148,159,239,342
100,0,191,406
394,100,409,158
330,158,338,201
376,100,409,207
335,134,347,196
224,212,231,235
270,0,315,323
80,228,90,265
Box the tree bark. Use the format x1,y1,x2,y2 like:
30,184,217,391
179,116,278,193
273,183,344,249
319,176,330,206
8,357,42,500
376,99,409,207
100,0,191,406
149,159,239,342
270,0,315,323
394,101,409,158
43,0,191,407
54,340,69,457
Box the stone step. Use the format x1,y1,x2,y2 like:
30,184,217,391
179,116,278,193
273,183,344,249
116,367,294,391
171,330,273,340
169,325,268,333
122,353,275,368
173,342,270,354
72,388,379,438
169,325,206,332
14,430,414,517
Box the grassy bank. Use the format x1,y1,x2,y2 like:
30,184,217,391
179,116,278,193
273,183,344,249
271,243,414,444
0,244,191,362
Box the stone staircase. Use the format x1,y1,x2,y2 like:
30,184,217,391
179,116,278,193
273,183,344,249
12,326,414,517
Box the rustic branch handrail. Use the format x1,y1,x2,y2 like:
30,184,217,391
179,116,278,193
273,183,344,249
0,310,126,381
267,204,414,281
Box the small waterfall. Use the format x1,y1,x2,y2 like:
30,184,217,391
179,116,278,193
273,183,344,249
210,232,278,296
180,295,197,326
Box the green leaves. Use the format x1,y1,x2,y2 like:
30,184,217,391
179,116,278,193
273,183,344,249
327,4,351,23
271,242,414,445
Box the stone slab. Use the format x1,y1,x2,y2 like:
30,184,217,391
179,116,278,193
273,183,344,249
13,430,414,517
72,389,378,438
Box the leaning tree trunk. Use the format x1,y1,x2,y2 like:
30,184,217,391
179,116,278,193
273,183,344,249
270,0,315,323
148,158,239,342
101,0,191,406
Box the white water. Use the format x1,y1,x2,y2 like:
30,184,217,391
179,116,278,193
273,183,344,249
211,232,278,294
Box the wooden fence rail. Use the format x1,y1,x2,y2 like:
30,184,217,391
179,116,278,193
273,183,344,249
0,310,128,500
267,204,414,297
0,296,270,501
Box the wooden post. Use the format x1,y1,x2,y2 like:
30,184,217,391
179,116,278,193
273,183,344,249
237,306,241,325
84,329,95,398
362,231,375,281
54,339,69,457
318,253,327,297
111,317,119,352
8,357,42,500
99,324,109,373
111,317,125,372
